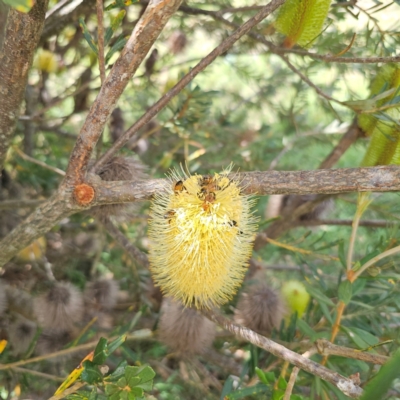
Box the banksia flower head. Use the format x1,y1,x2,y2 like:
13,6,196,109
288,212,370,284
148,167,258,308
159,298,216,356
275,0,331,48
0,280,7,316
235,284,285,335
8,316,37,356
34,282,84,332
84,278,119,311
91,157,147,221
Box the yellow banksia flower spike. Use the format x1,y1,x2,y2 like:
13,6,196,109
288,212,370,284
275,0,331,49
148,166,258,309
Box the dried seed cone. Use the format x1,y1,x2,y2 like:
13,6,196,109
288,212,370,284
235,284,285,335
8,316,37,356
148,168,258,308
84,278,119,311
159,298,216,356
33,282,84,332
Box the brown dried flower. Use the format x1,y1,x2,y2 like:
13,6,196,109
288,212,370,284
33,282,84,332
234,284,285,335
91,157,147,221
159,298,216,356
84,278,119,311
169,30,187,54
8,315,37,356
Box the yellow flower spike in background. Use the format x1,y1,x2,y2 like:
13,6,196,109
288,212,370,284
148,167,258,309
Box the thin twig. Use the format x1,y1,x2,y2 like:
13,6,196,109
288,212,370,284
63,0,183,186
322,301,347,365
93,0,286,171
13,367,64,382
265,237,340,262
301,219,392,228
177,4,400,64
96,0,106,84
315,339,388,365
101,216,149,270
0,199,44,210
14,146,65,176
350,243,400,283
284,349,317,400
202,309,363,398
279,54,344,107
0,329,152,370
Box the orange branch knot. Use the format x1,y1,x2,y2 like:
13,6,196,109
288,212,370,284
73,183,95,206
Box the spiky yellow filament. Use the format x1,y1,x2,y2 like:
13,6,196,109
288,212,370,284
148,168,258,308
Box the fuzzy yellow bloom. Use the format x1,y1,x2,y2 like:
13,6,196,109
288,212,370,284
35,50,58,74
148,168,258,308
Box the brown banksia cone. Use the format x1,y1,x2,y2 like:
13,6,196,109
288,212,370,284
145,48,159,76
159,298,216,357
8,315,37,356
35,329,74,362
234,284,285,335
33,282,84,332
168,30,187,55
91,157,147,221
84,278,119,311
0,280,7,316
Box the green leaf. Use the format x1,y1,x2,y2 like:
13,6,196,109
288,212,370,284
226,384,270,399
338,280,352,305
319,301,333,325
79,18,98,55
105,10,126,46
105,384,119,396
105,0,139,11
81,361,103,384
296,319,316,339
349,327,379,346
352,279,367,296
338,240,346,269
135,365,156,383
272,389,284,400
2,0,35,12
342,327,379,349
130,386,144,397
105,35,127,64
304,284,335,306
274,0,331,48
277,376,287,390
361,348,400,400
106,334,127,356
108,361,129,381
220,376,235,399
255,367,269,385
93,337,108,365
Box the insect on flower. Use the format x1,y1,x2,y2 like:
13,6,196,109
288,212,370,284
148,166,258,308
